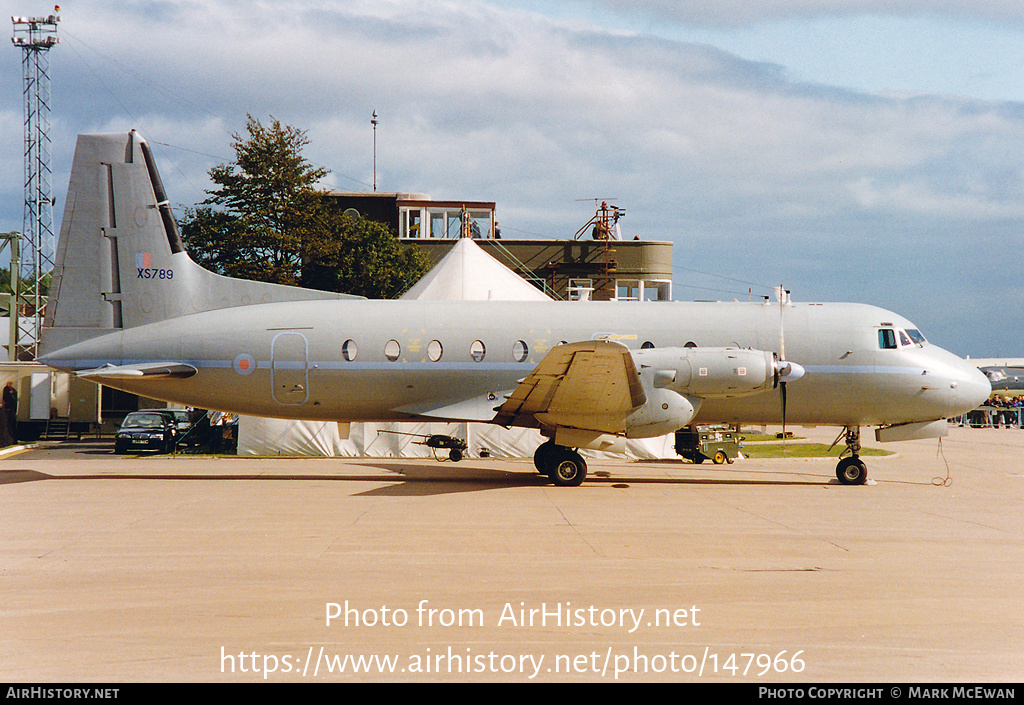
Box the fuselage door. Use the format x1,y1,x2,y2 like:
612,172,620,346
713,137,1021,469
271,332,309,405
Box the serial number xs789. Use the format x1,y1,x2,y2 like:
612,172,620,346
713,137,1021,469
137,267,174,279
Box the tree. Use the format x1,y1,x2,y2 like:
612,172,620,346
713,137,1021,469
301,212,430,299
179,115,429,297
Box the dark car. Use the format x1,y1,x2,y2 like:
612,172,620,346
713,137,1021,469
114,411,179,454
141,408,192,434
142,408,202,447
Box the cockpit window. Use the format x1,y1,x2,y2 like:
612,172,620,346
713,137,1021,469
906,329,926,345
880,327,926,349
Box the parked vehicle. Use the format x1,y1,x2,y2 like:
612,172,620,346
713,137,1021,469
674,424,741,464
114,410,179,454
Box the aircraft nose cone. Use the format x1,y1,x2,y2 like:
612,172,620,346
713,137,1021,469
778,361,805,383
956,362,992,413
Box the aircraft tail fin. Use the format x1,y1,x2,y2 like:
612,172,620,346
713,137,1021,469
42,131,349,355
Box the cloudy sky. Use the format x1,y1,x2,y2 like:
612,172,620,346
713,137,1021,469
2,0,1023,357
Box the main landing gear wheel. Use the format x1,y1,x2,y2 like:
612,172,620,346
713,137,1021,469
836,455,868,485
534,440,557,475
533,442,588,486
548,447,587,487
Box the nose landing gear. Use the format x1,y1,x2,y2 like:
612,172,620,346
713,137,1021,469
834,426,868,485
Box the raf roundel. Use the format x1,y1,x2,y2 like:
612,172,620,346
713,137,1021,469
233,353,256,376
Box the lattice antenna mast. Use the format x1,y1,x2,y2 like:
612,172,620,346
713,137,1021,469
11,8,60,360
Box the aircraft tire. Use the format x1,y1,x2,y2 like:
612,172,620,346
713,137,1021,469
836,456,868,485
534,440,556,474
548,448,587,487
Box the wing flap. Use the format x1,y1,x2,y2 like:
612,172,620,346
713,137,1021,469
493,340,646,433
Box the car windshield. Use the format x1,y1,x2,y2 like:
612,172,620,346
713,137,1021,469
121,413,167,429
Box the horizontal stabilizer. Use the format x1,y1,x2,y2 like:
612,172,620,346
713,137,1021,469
76,362,198,380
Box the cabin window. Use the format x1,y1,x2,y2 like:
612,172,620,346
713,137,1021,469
384,339,401,361
342,339,357,361
878,329,897,350
470,340,486,362
428,340,443,362
512,340,529,363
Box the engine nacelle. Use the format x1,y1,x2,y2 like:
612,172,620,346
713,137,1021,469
625,387,701,438
632,347,777,399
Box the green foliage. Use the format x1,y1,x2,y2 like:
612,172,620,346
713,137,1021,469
0,269,50,299
740,443,891,459
301,212,430,299
179,115,428,297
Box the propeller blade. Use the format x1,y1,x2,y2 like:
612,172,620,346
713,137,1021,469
776,285,795,442
781,380,787,439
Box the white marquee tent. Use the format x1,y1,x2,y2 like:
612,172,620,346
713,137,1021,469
399,237,552,302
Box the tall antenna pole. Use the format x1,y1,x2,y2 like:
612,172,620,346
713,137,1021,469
11,8,60,360
371,110,378,192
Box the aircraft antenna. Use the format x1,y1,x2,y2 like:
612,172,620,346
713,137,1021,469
11,8,60,360
371,110,378,192
569,199,623,301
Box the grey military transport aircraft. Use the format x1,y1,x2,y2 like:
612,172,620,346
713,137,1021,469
38,132,991,486
969,358,1024,391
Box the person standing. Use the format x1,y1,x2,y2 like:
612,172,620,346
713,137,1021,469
2,380,18,444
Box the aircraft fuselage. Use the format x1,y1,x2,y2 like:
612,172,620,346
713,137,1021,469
42,297,988,429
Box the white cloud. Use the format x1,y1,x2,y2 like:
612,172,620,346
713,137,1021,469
3,0,1023,353
577,0,1024,27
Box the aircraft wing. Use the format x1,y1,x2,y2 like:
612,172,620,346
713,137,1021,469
75,362,198,380
492,340,646,433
